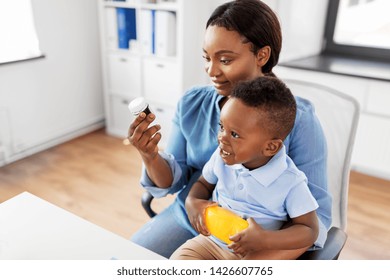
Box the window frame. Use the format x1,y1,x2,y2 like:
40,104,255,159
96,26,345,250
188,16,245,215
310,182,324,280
323,0,390,62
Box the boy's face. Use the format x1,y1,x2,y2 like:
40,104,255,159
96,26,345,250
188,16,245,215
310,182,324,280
218,98,276,170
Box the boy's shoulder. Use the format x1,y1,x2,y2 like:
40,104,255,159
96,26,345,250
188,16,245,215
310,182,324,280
283,154,308,184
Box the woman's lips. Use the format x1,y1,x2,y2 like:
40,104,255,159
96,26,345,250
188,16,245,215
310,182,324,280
212,80,229,90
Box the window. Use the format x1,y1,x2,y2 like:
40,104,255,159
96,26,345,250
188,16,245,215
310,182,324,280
0,1,43,64
324,0,390,61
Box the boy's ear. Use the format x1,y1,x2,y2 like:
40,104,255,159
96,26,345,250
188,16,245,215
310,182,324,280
263,139,283,157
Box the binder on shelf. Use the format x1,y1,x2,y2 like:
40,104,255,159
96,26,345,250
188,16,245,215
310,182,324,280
154,10,176,56
152,10,156,54
116,8,137,49
105,8,118,50
139,9,154,55
156,0,176,3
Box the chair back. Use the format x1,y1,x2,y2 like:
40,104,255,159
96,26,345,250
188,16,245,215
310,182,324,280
284,79,360,231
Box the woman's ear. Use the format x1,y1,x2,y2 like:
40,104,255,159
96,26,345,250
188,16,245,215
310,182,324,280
263,139,283,157
256,46,271,67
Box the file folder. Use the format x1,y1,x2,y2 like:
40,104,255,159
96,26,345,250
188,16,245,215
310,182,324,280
139,9,154,55
116,8,137,49
154,10,176,56
105,8,118,50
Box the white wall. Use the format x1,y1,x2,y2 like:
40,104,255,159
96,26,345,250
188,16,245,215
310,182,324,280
0,0,104,165
275,0,328,62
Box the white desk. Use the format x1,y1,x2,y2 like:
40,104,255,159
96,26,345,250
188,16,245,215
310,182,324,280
0,192,165,260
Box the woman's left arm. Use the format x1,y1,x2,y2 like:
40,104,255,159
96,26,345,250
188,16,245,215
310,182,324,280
286,97,332,248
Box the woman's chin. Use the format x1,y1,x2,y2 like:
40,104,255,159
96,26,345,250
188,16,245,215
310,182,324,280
214,85,231,97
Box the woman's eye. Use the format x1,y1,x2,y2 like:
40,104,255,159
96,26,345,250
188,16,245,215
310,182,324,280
231,131,239,138
202,55,210,62
219,123,224,131
220,59,231,65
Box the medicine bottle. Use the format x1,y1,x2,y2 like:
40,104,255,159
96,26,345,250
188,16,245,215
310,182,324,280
128,97,152,116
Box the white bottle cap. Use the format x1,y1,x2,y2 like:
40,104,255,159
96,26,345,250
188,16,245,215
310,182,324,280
128,97,148,116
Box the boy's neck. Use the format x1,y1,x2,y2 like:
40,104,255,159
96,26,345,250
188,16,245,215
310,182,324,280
243,155,273,171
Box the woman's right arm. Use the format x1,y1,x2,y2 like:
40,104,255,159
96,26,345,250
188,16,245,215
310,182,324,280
127,112,173,188
128,87,212,196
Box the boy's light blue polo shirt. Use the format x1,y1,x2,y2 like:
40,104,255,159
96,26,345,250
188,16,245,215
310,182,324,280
202,146,318,249
202,145,319,248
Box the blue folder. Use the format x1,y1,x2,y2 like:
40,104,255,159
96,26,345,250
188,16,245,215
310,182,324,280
117,8,137,49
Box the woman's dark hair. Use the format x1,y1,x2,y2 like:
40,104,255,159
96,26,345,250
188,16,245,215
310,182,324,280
206,0,282,75
231,76,296,140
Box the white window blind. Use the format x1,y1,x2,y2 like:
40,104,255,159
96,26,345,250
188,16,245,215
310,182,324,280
0,0,43,64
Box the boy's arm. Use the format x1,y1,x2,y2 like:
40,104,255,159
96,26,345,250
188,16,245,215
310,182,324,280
185,176,217,235
269,210,319,249
229,210,319,254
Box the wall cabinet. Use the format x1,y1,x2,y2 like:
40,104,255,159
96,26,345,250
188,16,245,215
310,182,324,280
107,54,142,97
275,66,390,180
142,57,181,104
98,0,209,148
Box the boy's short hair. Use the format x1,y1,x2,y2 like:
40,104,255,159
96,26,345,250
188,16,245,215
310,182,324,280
231,76,296,140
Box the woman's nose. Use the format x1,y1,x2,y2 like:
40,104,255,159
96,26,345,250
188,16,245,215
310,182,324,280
205,61,220,77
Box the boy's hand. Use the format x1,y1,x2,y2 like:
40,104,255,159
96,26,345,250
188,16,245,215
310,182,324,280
185,198,217,236
228,218,264,257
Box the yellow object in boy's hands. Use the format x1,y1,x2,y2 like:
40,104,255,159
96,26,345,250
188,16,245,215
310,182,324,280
204,205,249,244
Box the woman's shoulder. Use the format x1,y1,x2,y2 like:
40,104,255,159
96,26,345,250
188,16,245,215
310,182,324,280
177,85,219,112
289,96,323,140
181,85,217,103
294,96,315,114
293,96,318,125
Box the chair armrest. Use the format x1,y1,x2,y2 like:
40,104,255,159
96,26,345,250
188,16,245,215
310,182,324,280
141,191,157,218
298,227,347,260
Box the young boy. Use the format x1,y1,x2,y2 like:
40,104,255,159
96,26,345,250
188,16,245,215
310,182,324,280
170,76,319,260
